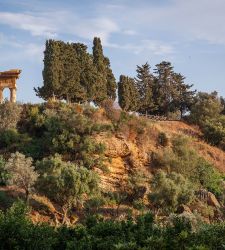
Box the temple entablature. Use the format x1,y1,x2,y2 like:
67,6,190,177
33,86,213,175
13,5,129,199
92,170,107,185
0,69,21,103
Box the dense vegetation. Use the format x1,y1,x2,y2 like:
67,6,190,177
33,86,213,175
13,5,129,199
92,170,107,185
1,201,225,250
1,37,225,249
35,38,116,104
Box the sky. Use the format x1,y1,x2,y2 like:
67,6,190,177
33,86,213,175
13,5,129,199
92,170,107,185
0,0,225,102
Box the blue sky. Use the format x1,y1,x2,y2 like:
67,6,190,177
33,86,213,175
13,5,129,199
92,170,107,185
0,0,225,102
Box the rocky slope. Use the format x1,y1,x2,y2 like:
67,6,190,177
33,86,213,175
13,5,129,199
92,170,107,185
94,119,225,192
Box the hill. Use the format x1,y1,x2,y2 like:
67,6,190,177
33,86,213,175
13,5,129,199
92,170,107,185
0,101,224,226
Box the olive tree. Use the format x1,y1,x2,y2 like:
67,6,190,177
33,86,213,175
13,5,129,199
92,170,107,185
36,154,99,224
5,152,39,202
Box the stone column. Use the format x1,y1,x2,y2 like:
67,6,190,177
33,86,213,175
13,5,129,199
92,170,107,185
0,89,3,103
10,88,16,103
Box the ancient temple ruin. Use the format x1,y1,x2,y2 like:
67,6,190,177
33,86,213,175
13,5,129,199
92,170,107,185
0,69,21,103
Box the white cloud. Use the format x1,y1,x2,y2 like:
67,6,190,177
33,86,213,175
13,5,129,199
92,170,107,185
0,11,119,44
0,12,57,37
0,32,43,63
123,29,137,36
101,0,225,46
106,39,174,55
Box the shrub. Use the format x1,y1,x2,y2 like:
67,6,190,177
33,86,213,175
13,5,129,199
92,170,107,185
201,116,225,148
0,129,20,148
189,91,223,126
0,102,22,131
153,135,224,196
0,156,8,186
126,169,148,201
101,99,121,123
84,196,106,214
132,198,146,211
158,132,169,147
149,171,194,213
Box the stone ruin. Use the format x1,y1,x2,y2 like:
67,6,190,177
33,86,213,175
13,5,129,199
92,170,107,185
0,69,21,103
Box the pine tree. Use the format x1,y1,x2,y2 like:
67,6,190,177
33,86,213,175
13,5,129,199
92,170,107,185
172,73,196,118
154,61,177,116
118,75,139,111
135,62,155,114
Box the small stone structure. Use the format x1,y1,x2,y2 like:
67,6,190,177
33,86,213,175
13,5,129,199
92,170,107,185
0,69,21,103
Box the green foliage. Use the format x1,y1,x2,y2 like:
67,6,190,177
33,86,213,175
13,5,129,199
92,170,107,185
0,129,20,148
5,152,39,201
126,169,148,201
36,154,99,220
149,171,194,213
16,103,108,167
118,75,140,112
0,155,8,186
189,91,223,126
201,116,225,148
1,202,225,249
0,101,22,131
35,38,116,104
0,191,14,209
153,135,224,196
84,196,106,214
118,61,195,117
0,201,56,249
135,62,155,114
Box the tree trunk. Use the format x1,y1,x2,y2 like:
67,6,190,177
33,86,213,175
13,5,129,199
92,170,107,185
62,207,70,225
25,189,29,205
116,203,121,217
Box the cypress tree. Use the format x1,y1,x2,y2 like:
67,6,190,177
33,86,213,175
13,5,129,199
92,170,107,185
93,37,116,104
104,57,117,101
135,62,155,114
35,40,62,100
93,37,108,104
118,75,139,111
73,43,98,102
60,42,85,103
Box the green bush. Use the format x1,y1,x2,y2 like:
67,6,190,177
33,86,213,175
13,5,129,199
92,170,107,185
84,196,106,214
0,156,8,186
0,102,22,132
153,135,224,196
149,171,194,213
0,129,20,148
1,201,225,249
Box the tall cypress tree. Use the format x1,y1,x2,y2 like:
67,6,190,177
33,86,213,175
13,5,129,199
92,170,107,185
73,43,98,102
104,57,117,100
118,75,139,111
93,37,116,104
93,37,108,104
34,40,62,100
135,62,155,114
60,42,85,103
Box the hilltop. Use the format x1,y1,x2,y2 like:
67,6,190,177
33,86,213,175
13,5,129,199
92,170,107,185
0,101,224,226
